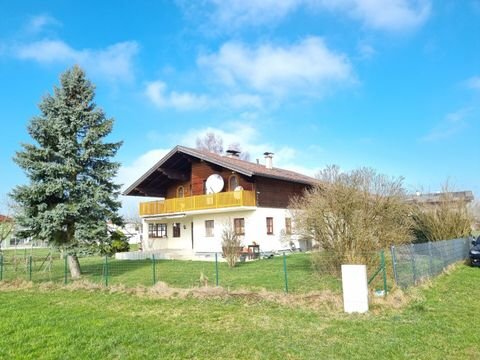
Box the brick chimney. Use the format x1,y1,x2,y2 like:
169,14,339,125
226,149,241,158
264,152,273,169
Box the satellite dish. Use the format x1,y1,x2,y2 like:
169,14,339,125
206,174,224,194
233,185,243,200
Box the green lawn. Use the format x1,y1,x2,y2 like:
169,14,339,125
0,264,478,359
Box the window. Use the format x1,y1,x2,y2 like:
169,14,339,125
229,175,239,191
285,218,292,235
172,223,181,238
234,218,245,235
266,217,274,235
177,186,184,198
205,220,214,237
148,223,167,238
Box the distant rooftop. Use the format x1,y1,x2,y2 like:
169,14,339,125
0,215,13,222
406,191,474,204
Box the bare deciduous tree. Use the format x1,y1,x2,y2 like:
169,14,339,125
195,133,251,161
471,201,480,232
196,132,224,154
0,198,17,251
412,185,473,242
221,219,243,267
290,165,413,273
227,142,250,161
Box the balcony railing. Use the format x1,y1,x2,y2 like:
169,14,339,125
139,190,256,216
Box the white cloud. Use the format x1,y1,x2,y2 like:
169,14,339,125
118,149,170,191
227,93,264,109
316,0,431,32
421,108,473,142
118,148,170,215
205,0,431,32
209,0,300,28
179,123,323,179
25,14,60,34
144,80,211,110
357,41,376,59
179,122,308,169
465,76,480,90
15,39,139,81
198,37,354,97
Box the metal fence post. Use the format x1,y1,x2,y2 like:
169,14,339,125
380,250,387,297
64,255,68,285
410,244,417,285
29,255,33,281
283,252,289,294
104,256,109,287
152,254,156,285
215,252,219,287
0,254,3,281
390,246,398,286
427,241,434,277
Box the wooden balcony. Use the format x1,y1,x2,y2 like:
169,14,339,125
139,190,256,216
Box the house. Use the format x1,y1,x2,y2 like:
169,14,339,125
123,145,317,259
107,221,143,245
0,215,49,250
0,214,14,249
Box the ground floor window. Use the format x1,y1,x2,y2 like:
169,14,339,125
172,223,181,238
285,217,292,235
266,217,274,235
149,223,167,238
205,220,214,237
234,218,245,235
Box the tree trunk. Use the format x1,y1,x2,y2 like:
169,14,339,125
67,254,82,279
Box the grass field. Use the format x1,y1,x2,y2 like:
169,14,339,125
0,263,478,359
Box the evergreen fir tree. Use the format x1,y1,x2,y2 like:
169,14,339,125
11,65,123,277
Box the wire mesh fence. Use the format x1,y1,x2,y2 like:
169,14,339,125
0,249,389,295
2,239,468,293
390,237,470,288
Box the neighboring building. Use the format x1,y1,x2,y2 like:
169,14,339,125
406,191,474,206
0,215,48,250
108,221,143,245
124,145,317,259
0,214,14,249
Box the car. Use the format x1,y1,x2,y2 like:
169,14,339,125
469,236,480,267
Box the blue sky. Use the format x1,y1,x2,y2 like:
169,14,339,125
1,0,479,215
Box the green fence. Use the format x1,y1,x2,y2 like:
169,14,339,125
391,238,470,288
0,250,389,295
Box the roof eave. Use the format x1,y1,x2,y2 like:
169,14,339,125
123,146,255,196
123,146,182,196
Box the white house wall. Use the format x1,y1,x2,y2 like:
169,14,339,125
141,207,296,254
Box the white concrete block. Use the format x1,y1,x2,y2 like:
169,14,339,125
341,264,369,313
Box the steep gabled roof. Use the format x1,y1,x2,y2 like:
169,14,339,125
0,215,13,222
124,145,317,196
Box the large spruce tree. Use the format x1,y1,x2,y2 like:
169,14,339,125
11,65,123,277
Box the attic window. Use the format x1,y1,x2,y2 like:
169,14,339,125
229,175,239,191
177,186,185,198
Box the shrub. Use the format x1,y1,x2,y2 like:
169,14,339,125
411,190,473,243
221,220,242,268
291,166,413,274
99,230,130,256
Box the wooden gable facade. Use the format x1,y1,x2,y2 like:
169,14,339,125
124,146,316,213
